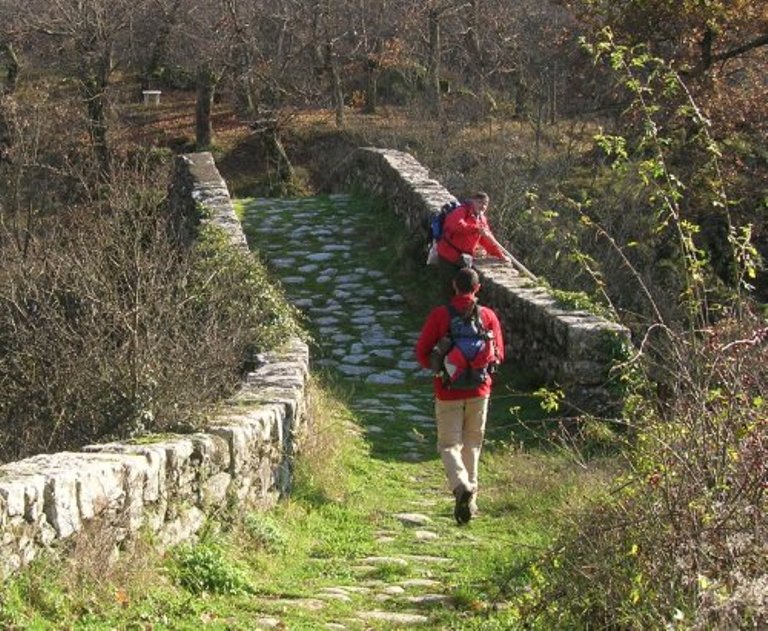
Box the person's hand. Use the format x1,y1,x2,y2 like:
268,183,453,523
501,254,512,263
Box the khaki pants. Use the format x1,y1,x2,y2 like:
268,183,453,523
435,396,489,493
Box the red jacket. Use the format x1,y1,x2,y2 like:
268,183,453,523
415,293,505,400
435,203,505,264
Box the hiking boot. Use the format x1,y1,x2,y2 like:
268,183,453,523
453,484,473,525
469,493,479,518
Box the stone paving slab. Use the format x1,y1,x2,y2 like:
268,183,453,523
242,197,431,392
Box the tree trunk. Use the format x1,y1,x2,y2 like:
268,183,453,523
252,116,294,188
1,42,20,94
230,39,256,118
513,67,528,116
549,63,557,125
465,0,483,93
269,132,294,185
223,0,256,118
235,71,256,119
426,8,444,120
195,64,216,150
700,25,713,72
363,49,379,114
84,79,110,177
80,47,113,178
142,0,181,89
326,40,345,128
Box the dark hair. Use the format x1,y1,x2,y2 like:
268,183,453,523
470,191,489,202
454,267,480,293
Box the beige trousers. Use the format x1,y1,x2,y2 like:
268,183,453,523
434,396,489,493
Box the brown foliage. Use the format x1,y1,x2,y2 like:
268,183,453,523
0,155,299,462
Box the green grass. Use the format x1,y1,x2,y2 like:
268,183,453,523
0,378,615,629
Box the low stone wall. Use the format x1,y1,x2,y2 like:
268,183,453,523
0,152,309,578
328,147,631,415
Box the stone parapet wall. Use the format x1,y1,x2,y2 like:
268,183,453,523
329,147,631,415
0,152,309,578
169,153,250,250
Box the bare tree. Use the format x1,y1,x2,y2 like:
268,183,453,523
420,1,470,121
425,3,445,120
141,0,184,90
312,0,353,127
354,0,413,115
145,0,228,150
10,0,151,177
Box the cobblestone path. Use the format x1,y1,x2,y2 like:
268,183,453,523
242,194,435,453
240,194,509,628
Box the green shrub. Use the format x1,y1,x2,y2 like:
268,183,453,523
188,222,302,357
507,37,767,629
242,513,288,553
519,313,768,629
170,542,254,595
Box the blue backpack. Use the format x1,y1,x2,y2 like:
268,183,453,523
441,303,496,389
429,200,461,242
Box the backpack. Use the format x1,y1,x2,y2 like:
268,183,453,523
429,199,461,242
431,303,497,389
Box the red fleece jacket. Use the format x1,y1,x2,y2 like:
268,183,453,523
435,203,506,264
415,293,505,401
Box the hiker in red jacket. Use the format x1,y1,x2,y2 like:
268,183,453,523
435,192,510,297
415,267,505,524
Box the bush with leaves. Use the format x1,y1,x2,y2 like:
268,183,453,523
170,541,254,596
520,313,767,628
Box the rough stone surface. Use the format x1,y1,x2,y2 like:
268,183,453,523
393,512,433,526
358,610,430,624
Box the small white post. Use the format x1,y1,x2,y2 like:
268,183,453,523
142,90,162,106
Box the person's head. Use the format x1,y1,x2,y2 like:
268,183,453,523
452,267,481,295
468,192,489,215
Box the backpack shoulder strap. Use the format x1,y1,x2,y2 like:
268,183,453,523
466,301,482,321
448,302,485,332
445,303,463,336
475,305,498,361
473,304,485,326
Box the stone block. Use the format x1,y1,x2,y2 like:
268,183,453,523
0,472,46,520
84,442,167,505
158,506,206,549
202,472,232,507
557,360,612,385
564,318,631,363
